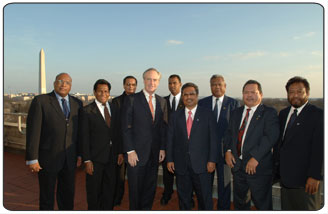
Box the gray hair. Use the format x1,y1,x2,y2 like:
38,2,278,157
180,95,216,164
210,74,225,82
143,68,161,80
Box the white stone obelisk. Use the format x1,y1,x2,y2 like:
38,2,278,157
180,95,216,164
39,48,46,94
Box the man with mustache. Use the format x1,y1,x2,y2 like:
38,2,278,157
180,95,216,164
275,76,323,210
224,80,279,210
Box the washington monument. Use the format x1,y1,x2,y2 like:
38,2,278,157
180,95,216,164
39,48,46,94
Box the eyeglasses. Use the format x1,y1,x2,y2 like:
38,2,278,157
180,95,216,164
56,80,71,85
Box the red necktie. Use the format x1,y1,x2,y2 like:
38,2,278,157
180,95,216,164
148,95,154,121
237,108,251,157
187,110,193,139
103,104,111,128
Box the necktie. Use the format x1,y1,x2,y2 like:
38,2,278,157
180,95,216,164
237,108,251,157
284,109,298,138
213,98,219,122
172,96,176,112
187,110,193,139
149,95,154,121
103,104,111,127
61,98,69,119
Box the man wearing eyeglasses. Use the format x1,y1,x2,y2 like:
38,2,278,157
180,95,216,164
26,73,83,210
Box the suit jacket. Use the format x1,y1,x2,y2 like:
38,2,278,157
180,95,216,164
164,94,184,120
112,92,128,152
223,104,279,175
80,101,122,164
166,106,219,175
26,91,83,172
198,95,240,161
122,91,168,166
277,103,323,188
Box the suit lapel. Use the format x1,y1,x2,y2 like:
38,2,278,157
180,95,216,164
189,107,201,139
49,92,66,120
218,96,228,123
178,108,188,140
244,104,264,143
139,91,154,121
284,103,309,142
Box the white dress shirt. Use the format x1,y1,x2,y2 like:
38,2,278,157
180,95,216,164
212,95,224,121
282,101,308,138
169,92,181,110
239,103,260,159
185,105,197,122
143,89,156,120
95,99,111,119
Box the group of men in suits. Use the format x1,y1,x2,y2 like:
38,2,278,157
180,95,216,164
26,70,323,211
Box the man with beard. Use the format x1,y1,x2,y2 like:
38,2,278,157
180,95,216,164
275,76,323,210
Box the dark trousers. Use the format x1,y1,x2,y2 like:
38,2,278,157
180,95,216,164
86,153,116,210
162,159,174,199
127,154,159,210
233,167,272,210
281,183,322,210
114,161,126,204
38,162,75,210
175,159,213,210
215,163,231,210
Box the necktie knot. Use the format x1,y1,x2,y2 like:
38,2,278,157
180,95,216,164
188,110,192,116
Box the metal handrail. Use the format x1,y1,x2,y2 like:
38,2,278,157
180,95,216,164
4,112,28,135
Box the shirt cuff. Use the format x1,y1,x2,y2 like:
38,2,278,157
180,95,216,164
127,150,135,154
84,160,91,163
26,160,38,165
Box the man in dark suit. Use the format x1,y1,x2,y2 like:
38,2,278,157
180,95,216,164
80,79,122,210
275,76,323,210
198,74,239,210
122,68,168,210
161,74,184,205
26,73,83,210
224,80,279,210
167,82,219,210
112,75,137,206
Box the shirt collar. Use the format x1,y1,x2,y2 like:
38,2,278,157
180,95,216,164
185,105,197,115
244,103,260,112
170,92,181,100
95,98,109,108
54,91,69,101
290,101,308,115
212,95,224,103
143,89,154,98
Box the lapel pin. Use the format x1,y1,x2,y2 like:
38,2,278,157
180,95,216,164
196,118,199,122
223,107,226,110
296,123,300,125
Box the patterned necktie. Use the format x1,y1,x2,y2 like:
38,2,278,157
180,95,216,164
61,98,69,119
149,95,154,121
213,98,219,122
237,108,251,157
187,110,193,139
103,103,111,127
172,96,176,112
284,109,298,139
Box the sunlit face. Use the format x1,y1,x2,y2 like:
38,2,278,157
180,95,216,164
124,78,137,95
287,82,309,108
143,70,160,94
242,84,262,107
53,73,72,97
168,77,182,96
94,84,110,104
182,87,198,109
210,77,226,98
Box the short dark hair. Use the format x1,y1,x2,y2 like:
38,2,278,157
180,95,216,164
123,76,137,85
168,74,181,83
181,82,199,95
93,79,111,91
242,80,262,94
285,76,310,93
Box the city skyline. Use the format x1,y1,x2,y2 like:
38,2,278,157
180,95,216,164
3,2,325,98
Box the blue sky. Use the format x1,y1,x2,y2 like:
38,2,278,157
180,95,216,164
3,3,324,98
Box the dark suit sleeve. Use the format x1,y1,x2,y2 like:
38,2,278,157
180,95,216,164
166,112,175,162
161,98,168,150
249,108,280,162
307,108,323,180
223,110,235,154
80,107,91,161
77,102,83,157
208,111,219,163
122,95,135,153
26,97,42,160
